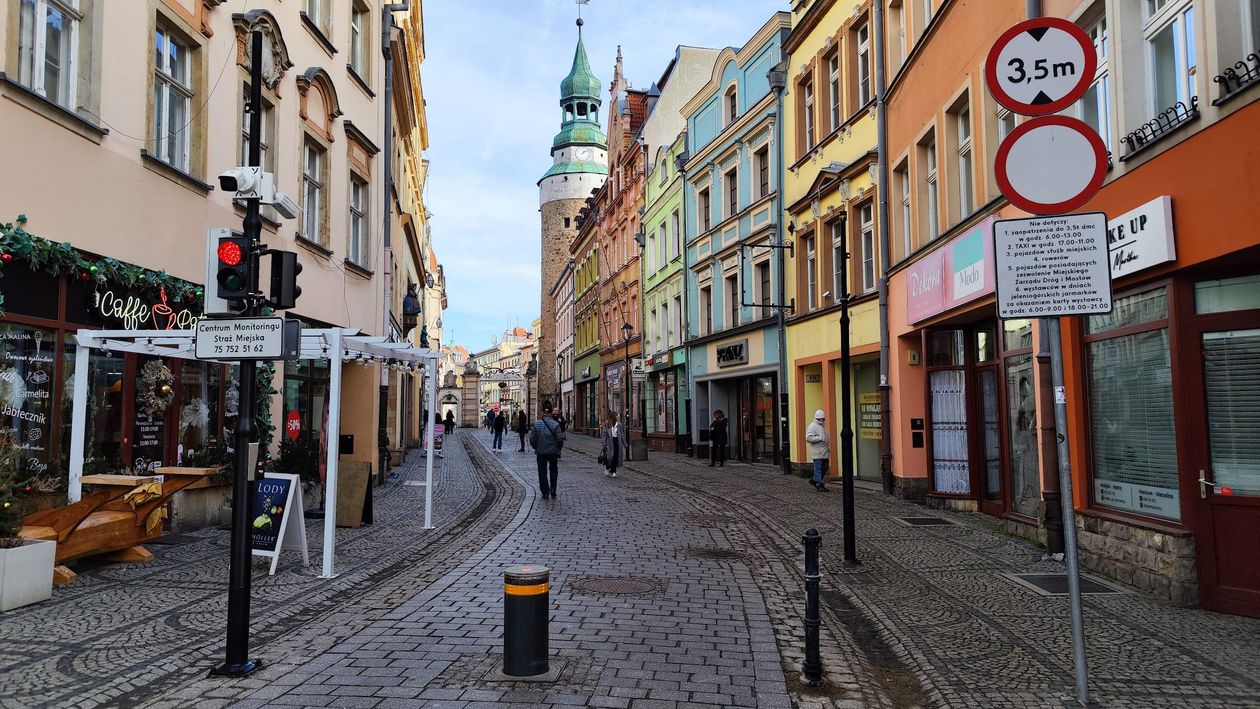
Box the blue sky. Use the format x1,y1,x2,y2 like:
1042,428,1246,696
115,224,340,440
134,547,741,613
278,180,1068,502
423,0,784,354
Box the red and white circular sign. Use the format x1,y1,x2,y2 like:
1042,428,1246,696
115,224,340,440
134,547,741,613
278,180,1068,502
286,409,301,441
985,17,1096,115
995,115,1107,215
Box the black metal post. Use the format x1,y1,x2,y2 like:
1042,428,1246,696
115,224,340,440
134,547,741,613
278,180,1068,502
838,216,859,566
623,336,630,460
214,29,264,677
502,565,550,677
802,528,823,686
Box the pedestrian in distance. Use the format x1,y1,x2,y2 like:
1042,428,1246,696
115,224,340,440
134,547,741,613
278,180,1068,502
485,409,495,431
805,409,830,492
529,401,566,499
444,410,455,435
514,409,529,452
708,410,729,467
493,410,507,451
555,408,568,433
600,411,628,478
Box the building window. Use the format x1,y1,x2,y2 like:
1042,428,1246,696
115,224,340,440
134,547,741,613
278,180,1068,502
726,86,738,124
348,174,368,266
895,161,911,259
564,217,571,229
806,235,818,311
700,285,712,335
922,135,939,240
828,53,841,131
955,104,973,220
674,295,683,344
857,22,872,106
350,2,369,79
1084,287,1179,521
650,308,659,352
922,0,934,31
726,274,739,328
755,147,770,199
301,138,327,245
672,209,681,256
659,157,668,185
17,0,80,108
1145,0,1196,114
153,26,193,172
306,0,330,33
699,188,711,231
725,168,738,218
1077,17,1111,150
803,79,816,150
997,108,1016,141
831,221,845,305
653,222,663,269
860,203,876,293
757,260,771,318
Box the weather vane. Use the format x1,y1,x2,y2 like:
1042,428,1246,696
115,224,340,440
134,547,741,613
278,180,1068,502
577,0,589,36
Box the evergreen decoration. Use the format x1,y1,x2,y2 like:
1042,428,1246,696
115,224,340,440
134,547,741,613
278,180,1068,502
0,215,203,315
137,361,175,419
0,433,31,548
254,360,278,459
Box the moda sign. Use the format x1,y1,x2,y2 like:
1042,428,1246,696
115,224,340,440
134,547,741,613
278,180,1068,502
906,217,997,324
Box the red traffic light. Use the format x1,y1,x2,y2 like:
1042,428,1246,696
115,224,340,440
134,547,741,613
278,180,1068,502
217,240,244,266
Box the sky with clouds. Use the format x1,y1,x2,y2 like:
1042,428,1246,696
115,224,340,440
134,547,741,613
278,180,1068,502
423,0,784,354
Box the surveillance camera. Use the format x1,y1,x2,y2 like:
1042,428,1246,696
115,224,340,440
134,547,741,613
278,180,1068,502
219,166,261,194
269,191,301,220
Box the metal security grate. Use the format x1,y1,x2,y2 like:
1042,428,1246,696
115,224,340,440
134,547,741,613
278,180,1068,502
568,576,666,597
895,516,954,526
1004,573,1124,596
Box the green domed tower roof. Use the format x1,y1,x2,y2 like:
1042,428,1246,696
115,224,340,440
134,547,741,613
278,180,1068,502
560,36,602,101
540,20,608,185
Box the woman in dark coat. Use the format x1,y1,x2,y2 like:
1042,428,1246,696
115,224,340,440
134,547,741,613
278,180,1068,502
600,412,628,478
493,411,507,451
444,410,455,435
709,409,728,467
514,410,529,452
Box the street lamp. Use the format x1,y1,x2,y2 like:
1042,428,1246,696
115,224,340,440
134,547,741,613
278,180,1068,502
621,322,632,435
835,214,859,567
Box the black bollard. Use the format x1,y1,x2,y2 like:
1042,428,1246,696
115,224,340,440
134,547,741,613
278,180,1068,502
802,528,823,686
503,565,549,677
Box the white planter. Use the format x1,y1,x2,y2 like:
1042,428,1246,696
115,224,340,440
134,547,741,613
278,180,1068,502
0,539,56,612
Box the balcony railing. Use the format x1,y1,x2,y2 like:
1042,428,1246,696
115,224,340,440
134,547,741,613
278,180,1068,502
1120,96,1200,162
1212,53,1260,106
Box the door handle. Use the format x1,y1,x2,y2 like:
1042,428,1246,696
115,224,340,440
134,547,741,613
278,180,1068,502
1199,470,1234,498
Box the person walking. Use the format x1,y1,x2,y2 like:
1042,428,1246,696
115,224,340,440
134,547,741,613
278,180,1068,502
529,401,566,499
493,410,507,451
485,409,495,431
514,409,529,452
444,410,455,435
805,409,830,492
600,412,628,478
708,410,729,467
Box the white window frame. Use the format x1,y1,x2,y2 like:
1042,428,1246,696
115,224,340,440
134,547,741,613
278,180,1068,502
925,139,939,239
658,222,667,269
350,2,368,78
997,107,1016,142
1143,0,1197,114
956,105,973,218
153,25,193,172
17,0,81,108
804,80,816,150
726,86,738,125
348,174,368,266
806,236,818,311
306,0,328,32
831,221,845,304
240,86,274,172
860,203,876,293
897,162,912,258
857,23,872,106
673,295,683,346
302,138,327,245
828,54,840,131
671,209,681,258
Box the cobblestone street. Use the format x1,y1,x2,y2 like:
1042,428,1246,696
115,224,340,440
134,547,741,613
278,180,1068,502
3,428,1259,708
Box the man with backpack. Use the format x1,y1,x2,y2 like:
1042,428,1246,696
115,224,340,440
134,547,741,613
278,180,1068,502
529,401,566,500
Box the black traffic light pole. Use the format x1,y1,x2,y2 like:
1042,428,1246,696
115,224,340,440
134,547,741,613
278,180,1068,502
837,214,859,567
214,29,264,677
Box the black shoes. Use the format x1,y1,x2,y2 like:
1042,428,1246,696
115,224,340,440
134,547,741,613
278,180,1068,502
813,482,830,492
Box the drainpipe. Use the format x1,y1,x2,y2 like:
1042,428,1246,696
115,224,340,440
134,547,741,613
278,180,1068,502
873,0,895,495
675,145,690,454
380,1,409,480
768,58,791,476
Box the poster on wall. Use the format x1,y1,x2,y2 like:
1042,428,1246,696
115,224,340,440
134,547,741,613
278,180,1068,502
859,394,882,440
1094,479,1180,520
0,326,56,480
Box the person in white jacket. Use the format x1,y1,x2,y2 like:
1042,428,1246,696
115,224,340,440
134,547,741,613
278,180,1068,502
804,409,830,492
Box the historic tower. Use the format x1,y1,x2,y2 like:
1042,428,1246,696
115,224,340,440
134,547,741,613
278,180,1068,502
537,18,608,406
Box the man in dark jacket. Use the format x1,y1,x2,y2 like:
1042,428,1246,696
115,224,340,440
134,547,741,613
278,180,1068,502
493,410,507,451
529,401,566,500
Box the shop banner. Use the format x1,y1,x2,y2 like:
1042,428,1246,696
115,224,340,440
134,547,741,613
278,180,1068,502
907,217,997,324
859,393,882,440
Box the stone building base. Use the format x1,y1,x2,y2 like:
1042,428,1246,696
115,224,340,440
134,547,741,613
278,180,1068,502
1074,511,1199,607
892,476,929,501
925,494,978,512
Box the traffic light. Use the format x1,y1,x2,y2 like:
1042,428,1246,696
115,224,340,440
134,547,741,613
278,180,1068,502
215,233,252,303
205,228,248,316
269,250,302,310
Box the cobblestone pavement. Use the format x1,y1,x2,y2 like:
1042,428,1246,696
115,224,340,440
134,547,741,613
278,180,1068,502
565,436,1260,709
0,439,520,709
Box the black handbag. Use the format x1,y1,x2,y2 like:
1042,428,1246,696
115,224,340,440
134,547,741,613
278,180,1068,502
597,451,607,466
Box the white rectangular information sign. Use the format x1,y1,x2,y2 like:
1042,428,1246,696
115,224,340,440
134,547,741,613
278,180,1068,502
195,317,284,360
994,213,1112,318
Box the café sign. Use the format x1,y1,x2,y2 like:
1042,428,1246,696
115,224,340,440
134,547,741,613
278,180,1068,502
716,339,749,368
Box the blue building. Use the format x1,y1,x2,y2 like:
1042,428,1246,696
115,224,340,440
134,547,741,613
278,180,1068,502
682,12,790,463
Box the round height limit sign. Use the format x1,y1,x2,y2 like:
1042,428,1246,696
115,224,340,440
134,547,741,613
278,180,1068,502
985,17,1096,115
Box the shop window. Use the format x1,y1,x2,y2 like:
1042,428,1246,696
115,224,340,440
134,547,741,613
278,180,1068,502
0,324,59,481
927,329,966,366
1085,287,1179,520
929,368,969,494
1,261,60,320
1202,329,1260,495
284,358,330,445
177,361,222,463
1195,275,1260,313
1002,319,1039,517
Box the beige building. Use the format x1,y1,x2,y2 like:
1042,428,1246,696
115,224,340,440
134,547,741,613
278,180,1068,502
0,1,440,480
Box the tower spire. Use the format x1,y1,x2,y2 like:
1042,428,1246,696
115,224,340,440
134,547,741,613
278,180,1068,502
576,0,588,39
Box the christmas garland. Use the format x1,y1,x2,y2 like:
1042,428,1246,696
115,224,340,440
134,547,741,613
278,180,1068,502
0,215,204,314
137,360,175,419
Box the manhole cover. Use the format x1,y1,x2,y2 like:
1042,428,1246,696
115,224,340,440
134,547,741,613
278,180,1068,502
894,516,954,526
1003,573,1124,596
682,513,735,525
569,576,666,596
686,546,746,560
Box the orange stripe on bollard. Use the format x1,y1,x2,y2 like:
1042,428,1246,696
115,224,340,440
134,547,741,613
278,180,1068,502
504,582,549,596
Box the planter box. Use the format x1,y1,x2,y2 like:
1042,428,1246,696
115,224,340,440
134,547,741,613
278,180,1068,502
0,539,56,612
168,483,233,534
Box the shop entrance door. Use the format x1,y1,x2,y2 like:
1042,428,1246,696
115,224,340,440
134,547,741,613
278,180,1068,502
1186,318,1260,618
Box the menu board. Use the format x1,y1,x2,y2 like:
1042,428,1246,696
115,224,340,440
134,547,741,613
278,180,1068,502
0,326,55,478
131,414,165,473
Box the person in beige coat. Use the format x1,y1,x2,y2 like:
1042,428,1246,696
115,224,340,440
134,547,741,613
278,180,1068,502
804,409,830,492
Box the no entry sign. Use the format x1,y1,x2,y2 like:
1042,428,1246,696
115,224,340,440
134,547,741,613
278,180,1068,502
985,17,1096,115
995,115,1107,215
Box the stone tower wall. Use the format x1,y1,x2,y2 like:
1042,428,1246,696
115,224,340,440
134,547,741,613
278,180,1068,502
538,197,586,407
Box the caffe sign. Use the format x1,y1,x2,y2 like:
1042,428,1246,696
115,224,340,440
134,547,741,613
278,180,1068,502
715,339,749,368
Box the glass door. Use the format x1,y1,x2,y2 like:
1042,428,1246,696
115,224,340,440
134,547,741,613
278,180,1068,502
928,330,970,494
753,375,776,464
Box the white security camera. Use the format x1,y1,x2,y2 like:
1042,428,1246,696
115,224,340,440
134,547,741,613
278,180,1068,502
219,166,275,202
269,191,301,220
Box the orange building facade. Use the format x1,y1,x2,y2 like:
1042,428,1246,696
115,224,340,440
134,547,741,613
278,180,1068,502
881,0,1260,616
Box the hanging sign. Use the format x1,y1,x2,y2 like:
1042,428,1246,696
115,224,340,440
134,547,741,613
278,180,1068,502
985,17,1096,115
994,213,1112,317
250,473,309,575
995,116,1108,215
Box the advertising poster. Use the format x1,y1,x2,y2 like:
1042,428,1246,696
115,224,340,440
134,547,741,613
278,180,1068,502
250,476,294,553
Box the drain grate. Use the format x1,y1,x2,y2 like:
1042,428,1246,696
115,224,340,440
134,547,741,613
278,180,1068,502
1003,573,1124,596
894,516,954,527
686,546,746,560
568,576,667,597
682,513,736,526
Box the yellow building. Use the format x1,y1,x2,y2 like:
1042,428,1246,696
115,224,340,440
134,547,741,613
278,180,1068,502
781,0,882,480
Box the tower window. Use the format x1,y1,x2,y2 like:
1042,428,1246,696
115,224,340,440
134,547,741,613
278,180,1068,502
577,103,587,117
564,217,571,228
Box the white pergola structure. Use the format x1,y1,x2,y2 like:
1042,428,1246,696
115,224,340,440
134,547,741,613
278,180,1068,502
67,328,441,579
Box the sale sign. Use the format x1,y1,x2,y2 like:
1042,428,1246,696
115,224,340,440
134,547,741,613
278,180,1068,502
286,410,301,441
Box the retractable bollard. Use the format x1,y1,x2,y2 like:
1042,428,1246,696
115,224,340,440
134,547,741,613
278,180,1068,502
503,565,549,677
802,529,823,686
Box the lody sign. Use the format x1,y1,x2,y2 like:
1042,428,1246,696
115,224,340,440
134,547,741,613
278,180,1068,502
250,473,309,575
715,339,749,368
